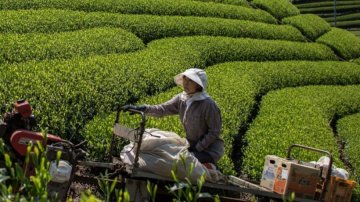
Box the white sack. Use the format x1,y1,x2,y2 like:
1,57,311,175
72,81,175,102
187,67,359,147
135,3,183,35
120,128,221,182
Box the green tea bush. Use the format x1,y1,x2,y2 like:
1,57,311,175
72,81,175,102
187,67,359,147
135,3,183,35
331,20,360,28
296,1,360,9
337,114,360,182
251,0,300,20
0,9,306,43
190,0,250,7
325,13,360,22
84,61,360,174
337,114,360,201
0,36,335,139
0,0,275,23
242,85,360,180
354,57,360,64
299,5,360,14
0,27,144,64
317,28,360,60
282,14,331,41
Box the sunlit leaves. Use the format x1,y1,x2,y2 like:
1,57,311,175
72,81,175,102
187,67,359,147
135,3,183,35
0,28,144,64
0,0,276,23
242,85,360,180
317,28,360,60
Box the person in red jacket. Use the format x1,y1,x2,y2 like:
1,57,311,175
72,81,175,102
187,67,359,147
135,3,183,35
123,68,224,164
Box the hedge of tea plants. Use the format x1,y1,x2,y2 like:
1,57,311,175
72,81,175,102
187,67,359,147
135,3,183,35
317,28,360,60
2,0,360,200
0,27,144,64
336,114,360,202
0,36,337,140
0,9,307,43
282,14,331,41
242,85,360,179
0,0,275,23
296,1,360,9
83,61,360,174
251,0,300,20
354,58,360,64
190,0,250,7
324,13,360,23
299,5,360,14
337,113,360,183
331,20,360,29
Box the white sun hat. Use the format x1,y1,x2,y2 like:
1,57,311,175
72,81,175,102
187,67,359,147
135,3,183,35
174,68,208,90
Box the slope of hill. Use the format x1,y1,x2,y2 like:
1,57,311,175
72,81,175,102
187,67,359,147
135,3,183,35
292,0,360,37
0,0,359,200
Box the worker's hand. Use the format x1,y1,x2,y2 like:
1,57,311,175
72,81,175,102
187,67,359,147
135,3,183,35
121,105,146,112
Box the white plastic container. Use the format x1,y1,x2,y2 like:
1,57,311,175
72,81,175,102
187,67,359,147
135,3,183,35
49,160,72,183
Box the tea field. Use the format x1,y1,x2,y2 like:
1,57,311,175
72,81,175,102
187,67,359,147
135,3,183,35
1,0,360,200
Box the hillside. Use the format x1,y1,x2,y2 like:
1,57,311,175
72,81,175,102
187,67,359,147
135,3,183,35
292,0,360,37
0,0,359,200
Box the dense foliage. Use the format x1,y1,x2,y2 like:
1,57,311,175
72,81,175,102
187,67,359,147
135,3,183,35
0,36,337,139
190,0,250,7
0,9,306,43
296,1,360,9
282,14,331,41
337,114,360,182
0,27,144,64
242,85,360,179
84,61,360,174
299,5,360,14
317,28,360,60
324,13,360,22
1,0,360,200
0,0,275,23
251,0,300,20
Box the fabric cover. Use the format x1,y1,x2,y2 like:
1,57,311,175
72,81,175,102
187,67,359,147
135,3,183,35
120,128,222,182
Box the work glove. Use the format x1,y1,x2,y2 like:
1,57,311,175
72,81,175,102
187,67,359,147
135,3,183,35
121,105,146,112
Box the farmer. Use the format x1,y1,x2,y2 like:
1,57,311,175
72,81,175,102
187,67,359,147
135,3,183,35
123,68,224,164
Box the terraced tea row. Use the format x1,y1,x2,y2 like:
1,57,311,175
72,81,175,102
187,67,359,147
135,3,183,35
296,1,360,9
0,27,144,64
337,114,360,182
0,36,337,141
282,14,331,41
251,0,300,20
0,9,304,43
191,0,249,7
83,61,360,174
0,0,275,23
317,28,360,60
242,85,360,180
2,9,359,63
325,13,360,23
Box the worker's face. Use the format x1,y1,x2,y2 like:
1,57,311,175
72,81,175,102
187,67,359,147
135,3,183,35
183,76,201,94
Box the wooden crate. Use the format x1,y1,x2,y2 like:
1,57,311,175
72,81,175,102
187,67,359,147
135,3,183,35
324,176,356,202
